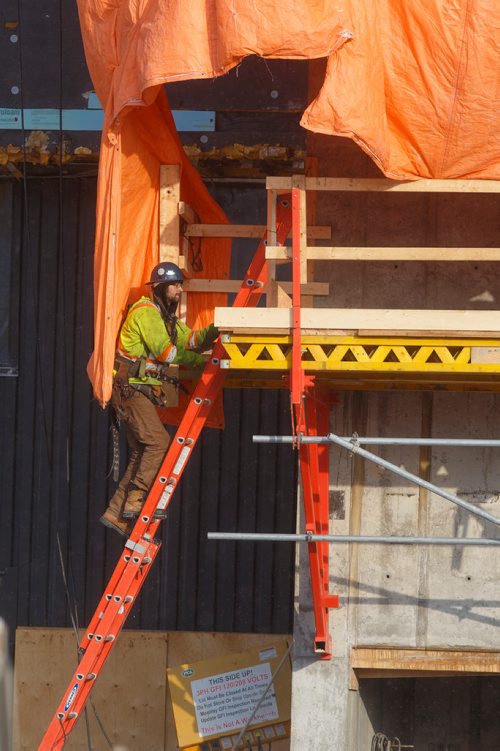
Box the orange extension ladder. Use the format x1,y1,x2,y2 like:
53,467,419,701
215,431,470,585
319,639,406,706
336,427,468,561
38,196,292,750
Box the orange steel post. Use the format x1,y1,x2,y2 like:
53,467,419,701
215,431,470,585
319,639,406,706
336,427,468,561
298,389,339,657
290,188,305,412
289,188,338,657
38,196,292,751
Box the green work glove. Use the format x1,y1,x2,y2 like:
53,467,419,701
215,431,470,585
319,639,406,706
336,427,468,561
204,323,219,348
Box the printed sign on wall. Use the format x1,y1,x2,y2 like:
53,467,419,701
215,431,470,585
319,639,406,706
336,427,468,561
167,642,291,749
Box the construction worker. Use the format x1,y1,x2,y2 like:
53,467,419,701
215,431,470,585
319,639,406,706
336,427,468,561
100,261,219,537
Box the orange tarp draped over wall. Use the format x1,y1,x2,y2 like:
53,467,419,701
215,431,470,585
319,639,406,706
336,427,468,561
87,94,230,428
77,0,500,405
90,95,229,424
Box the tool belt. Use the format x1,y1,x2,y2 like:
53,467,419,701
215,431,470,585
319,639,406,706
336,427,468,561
129,383,169,406
114,355,188,405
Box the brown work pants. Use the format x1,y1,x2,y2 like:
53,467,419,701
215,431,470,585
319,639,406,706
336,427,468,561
107,385,170,518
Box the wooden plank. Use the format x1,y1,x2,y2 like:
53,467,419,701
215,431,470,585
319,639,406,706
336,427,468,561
266,189,278,307
159,164,181,264
178,201,196,224
214,307,500,335
351,646,500,676
355,329,499,339
266,246,500,261
267,281,292,308
303,162,319,309
267,190,277,247
267,176,500,193
183,279,328,295
185,223,331,239
291,175,308,286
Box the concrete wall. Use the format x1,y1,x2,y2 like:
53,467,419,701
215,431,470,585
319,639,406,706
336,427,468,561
292,391,500,749
290,83,500,749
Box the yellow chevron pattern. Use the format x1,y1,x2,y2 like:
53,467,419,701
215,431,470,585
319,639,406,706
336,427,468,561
220,336,500,375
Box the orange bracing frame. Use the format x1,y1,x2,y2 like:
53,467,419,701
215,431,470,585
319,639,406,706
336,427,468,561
290,187,339,659
38,196,292,751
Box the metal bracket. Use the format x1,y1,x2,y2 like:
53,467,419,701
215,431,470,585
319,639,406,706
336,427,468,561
124,539,147,555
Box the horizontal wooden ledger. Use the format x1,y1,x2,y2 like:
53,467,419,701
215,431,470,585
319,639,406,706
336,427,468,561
214,308,500,337
352,646,500,679
267,177,500,193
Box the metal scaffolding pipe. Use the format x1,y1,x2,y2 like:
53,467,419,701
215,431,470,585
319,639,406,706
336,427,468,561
327,432,500,527
208,532,500,546
253,434,500,448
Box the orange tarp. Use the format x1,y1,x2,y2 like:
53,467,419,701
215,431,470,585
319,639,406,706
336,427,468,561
87,94,230,426
78,0,500,405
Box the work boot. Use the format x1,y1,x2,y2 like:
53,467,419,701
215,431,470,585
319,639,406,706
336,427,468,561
99,506,132,538
122,488,168,520
122,488,146,519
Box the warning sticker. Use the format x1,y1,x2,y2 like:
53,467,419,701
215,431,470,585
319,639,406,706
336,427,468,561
191,663,278,738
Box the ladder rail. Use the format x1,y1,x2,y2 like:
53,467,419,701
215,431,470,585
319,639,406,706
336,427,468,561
39,537,161,747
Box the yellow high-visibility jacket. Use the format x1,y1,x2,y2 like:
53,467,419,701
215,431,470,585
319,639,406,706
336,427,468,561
116,297,218,385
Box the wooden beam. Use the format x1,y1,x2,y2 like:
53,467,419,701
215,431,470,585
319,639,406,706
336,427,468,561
304,160,319,310
268,281,292,308
183,279,329,295
159,165,181,264
184,223,331,239
351,646,500,677
266,246,500,262
267,176,500,193
266,188,279,307
292,175,308,286
178,201,196,225
267,189,278,247
214,307,500,335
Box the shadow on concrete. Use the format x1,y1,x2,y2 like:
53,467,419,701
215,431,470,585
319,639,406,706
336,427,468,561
330,576,500,629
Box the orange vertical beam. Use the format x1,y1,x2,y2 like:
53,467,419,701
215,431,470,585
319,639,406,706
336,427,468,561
290,187,338,657
298,390,339,658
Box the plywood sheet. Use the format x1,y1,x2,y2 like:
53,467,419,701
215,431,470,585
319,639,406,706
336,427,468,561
14,629,291,751
14,628,169,751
